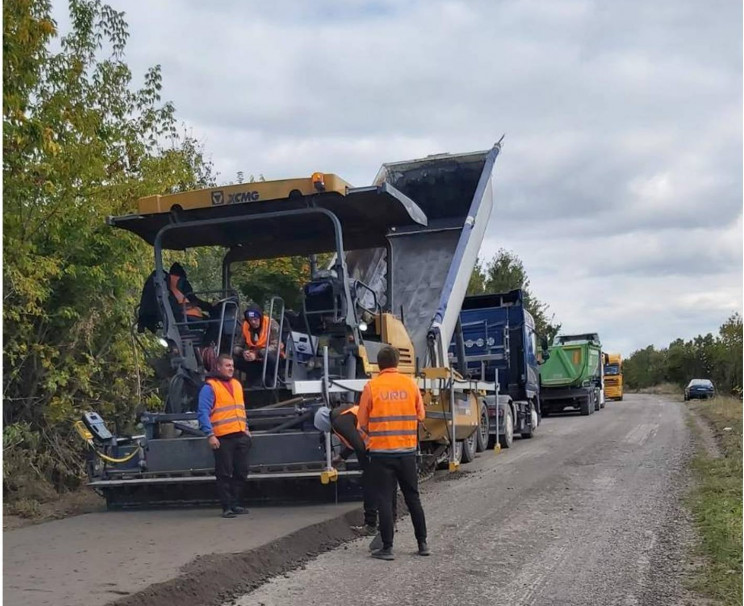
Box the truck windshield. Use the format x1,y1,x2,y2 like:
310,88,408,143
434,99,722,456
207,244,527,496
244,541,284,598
604,364,620,376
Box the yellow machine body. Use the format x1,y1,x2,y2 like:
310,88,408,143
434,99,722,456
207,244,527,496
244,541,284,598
357,313,478,446
136,174,353,215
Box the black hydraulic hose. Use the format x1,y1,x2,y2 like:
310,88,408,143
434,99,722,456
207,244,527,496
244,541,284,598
269,409,314,433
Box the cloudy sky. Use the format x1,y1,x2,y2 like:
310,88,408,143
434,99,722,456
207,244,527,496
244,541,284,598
56,0,742,356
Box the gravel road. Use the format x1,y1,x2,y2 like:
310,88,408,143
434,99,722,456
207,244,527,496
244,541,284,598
235,393,697,606
4,394,698,606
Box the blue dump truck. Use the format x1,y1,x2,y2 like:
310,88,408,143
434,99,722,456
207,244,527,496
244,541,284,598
450,289,543,448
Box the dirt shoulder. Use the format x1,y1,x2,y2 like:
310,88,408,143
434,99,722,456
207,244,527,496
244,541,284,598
3,488,106,531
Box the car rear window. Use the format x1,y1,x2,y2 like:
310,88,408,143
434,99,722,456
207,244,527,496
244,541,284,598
689,379,713,387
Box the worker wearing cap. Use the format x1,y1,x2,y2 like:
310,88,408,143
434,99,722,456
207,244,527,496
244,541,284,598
197,353,252,518
357,345,430,560
233,303,282,387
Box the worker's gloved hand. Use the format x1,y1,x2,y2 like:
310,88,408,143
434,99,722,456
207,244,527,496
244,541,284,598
208,435,220,450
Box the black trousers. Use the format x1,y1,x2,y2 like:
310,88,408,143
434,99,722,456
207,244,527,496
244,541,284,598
213,432,251,510
331,412,398,528
369,454,426,549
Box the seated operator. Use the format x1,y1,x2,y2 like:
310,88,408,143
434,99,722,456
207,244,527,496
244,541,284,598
168,262,214,322
233,303,283,387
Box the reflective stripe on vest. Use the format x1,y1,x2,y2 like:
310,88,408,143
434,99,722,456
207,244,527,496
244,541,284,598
206,378,247,437
366,372,419,454
169,274,202,318
242,315,270,349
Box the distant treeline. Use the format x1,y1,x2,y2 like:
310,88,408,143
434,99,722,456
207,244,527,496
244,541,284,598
623,314,742,396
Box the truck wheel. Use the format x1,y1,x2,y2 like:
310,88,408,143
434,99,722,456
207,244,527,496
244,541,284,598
594,393,601,411
618,395,623,401
541,409,550,418
521,405,537,439
476,402,489,453
461,433,476,463
499,408,514,448
579,396,591,416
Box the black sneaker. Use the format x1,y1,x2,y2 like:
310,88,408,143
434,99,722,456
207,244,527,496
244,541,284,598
371,547,395,561
417,541,431,556
231,506,249,515
352,524,377,536
369,532,383,552
221,509,236,519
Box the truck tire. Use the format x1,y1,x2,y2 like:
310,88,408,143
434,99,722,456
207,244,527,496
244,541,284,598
541,409,550,418
499,408,514,448
461,433,476,463
594,392,601,411
579,396,591,416
476,401,489,452
618,395,623,401
521,404,537,439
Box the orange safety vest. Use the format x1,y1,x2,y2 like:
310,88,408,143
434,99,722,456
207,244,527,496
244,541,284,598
206,378,247,437
242,316,285,357
242,315,271,349
169,274,202,318
333,405,368,450
365,371,420,455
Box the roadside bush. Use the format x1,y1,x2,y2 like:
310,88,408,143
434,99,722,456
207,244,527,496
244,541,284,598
3,0,212,506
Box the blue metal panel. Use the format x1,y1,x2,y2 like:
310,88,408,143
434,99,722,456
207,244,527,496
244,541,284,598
451,289,540,402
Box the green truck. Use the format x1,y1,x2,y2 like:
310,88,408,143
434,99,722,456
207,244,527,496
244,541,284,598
539,333,605,416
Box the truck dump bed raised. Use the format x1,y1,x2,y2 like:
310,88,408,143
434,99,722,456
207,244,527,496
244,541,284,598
346,145,502,365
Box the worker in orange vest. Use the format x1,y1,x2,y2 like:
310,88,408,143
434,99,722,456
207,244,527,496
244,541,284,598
357,345,429,560
234,303,283,387
197,353,252,518
330,405,397,537
168,262,214,322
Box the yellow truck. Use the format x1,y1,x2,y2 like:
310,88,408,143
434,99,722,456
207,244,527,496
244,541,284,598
603,353,623,400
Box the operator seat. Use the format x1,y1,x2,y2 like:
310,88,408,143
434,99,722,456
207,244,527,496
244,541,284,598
302,269,348,335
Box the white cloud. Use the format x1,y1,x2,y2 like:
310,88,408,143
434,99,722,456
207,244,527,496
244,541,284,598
52,0,743,356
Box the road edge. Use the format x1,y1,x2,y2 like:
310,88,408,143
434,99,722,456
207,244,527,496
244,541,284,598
108,506,366,606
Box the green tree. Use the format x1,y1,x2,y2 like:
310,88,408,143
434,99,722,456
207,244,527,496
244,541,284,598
714,313,743,396
623,345,668,389
3,0,212,498
467,249,561,341
467,259,487,296
623,312,742,396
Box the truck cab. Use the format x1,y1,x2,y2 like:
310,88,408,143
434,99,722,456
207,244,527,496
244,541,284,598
450,289,542,448
603,353,623,401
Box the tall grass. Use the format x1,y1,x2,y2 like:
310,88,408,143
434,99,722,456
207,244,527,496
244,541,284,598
687,396,742,605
